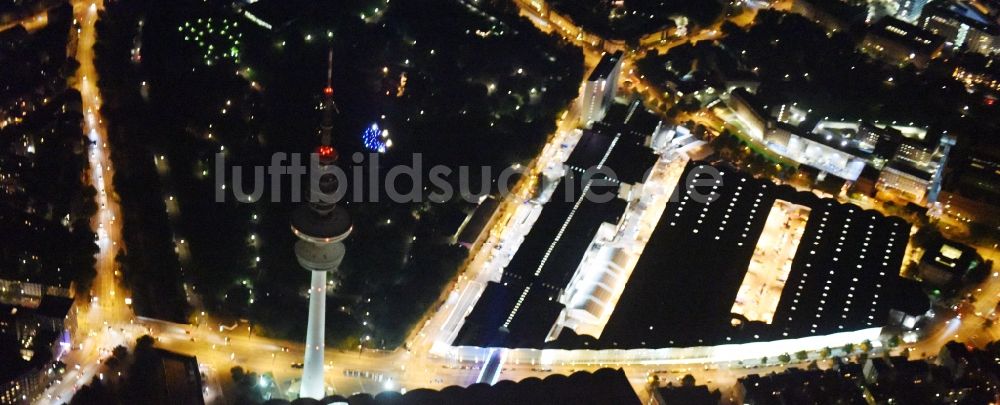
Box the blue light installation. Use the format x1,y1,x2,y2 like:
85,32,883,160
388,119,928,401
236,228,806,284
362,122,391,153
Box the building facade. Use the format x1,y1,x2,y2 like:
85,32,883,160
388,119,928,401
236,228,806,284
0,296,74,404
0,278,73,308
0,363,50,405
921,0,1000,55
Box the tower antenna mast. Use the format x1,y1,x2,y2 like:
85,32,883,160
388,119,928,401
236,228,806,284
320,48,338,145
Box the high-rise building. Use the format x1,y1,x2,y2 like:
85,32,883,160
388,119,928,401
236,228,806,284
291,52,352,399
580,51,623,127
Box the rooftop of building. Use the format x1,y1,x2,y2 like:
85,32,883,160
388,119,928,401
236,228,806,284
597,99,664,138
456,195,500,246
727,87,770,121
34,295,72,319
863,357,951,403
452,279,567,347
602,134,658,185
566,126,620,170
456,107,658,348
503,170,627,288
779,118,940,164
453,169,627,347
858,164,883,181
867,16,945,53
885,160,934,180
592,161,927,348
587,51,624,82
598,163,773,347
0,295,73,323
151,348,205,405
798,124,875,158
866,355,931,377
920,237,981,273
584,110,660,184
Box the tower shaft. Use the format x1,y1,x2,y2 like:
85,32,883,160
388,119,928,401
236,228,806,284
300,269,328,399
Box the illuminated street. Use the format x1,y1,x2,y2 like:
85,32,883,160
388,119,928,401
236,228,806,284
34,0,135,401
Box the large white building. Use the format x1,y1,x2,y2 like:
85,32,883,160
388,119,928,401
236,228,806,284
580,51,624,127
723,88,955,205
768,123,870,181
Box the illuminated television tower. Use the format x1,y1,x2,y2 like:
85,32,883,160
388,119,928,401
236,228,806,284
291,50,351,399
